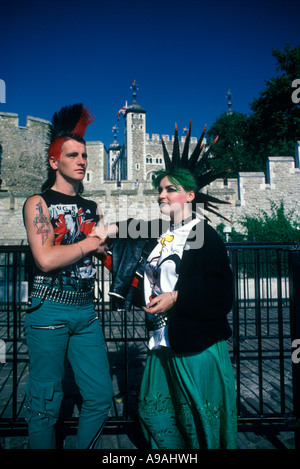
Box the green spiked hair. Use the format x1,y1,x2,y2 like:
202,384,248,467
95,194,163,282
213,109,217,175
152,168,198,193
155,121,231,221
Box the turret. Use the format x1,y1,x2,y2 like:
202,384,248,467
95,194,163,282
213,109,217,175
124,81,146,181
107,125,122,180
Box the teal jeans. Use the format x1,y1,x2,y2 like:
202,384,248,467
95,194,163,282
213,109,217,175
24,296,113,449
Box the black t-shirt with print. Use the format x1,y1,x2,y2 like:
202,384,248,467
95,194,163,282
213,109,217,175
37,189,100,279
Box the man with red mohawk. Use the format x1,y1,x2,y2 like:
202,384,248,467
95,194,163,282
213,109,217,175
23,104,114,449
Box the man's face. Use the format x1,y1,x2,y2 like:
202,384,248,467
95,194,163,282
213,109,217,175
49,139,87,182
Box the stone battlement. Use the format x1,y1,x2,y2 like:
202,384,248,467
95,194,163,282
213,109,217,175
146,133,198,144
0,111,50,129
0,108,299,242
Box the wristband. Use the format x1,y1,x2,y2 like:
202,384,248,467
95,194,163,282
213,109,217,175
77,242,84,259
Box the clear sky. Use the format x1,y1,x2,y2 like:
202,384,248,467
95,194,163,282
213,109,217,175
1,0,300,148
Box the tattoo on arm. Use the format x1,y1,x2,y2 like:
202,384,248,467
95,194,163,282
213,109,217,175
33,200,51,245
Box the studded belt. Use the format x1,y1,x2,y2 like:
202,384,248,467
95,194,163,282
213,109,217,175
33,275,94,292
29,275,95,307
147,313,169,331
30,284,95,306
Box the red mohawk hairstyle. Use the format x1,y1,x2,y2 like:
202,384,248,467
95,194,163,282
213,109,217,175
48,136,67,161
48,104,95,160
72,106,95,139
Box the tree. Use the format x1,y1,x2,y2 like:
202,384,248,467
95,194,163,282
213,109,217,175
207,44,300,175
206,111,253,177
246,44,300,166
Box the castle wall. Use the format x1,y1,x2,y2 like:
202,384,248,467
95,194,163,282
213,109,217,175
144,133,199,180
0,112,49,193
0,112,299,243
0,191,30,242
207,153,300,230
83,141,106,191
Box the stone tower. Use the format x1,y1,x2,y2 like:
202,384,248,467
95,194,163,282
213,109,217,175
107,125,122,180
124,82,146,182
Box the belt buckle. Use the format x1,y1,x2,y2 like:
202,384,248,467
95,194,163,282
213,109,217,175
68,277,84,292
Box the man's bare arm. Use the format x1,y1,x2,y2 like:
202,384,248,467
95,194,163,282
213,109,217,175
32,199,52,245
24,195,107,273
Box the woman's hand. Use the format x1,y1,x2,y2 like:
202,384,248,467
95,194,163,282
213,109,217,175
87,225,115,258
91,222,118,240
143,291,178,315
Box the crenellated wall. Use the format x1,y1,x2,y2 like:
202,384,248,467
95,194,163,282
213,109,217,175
0,111,299,243
206,145,300,229
0,112,49,193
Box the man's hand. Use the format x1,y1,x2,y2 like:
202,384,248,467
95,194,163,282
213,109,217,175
89,222,118,240
87,223,118,259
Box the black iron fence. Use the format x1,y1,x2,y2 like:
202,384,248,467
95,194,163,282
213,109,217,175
0,243,300,447
227,243,300,448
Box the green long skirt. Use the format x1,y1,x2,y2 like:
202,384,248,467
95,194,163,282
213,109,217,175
138,341,237,449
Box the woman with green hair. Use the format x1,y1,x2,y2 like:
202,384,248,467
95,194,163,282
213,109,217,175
137,123,237,449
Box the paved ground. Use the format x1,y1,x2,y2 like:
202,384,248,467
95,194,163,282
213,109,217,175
0,307,298,451
0,428,296,450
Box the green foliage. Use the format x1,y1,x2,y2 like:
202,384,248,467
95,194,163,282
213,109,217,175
240,200,300,242
216,222,246,242
248,45,300,165
217,201,300,243
217,201,299,278
206,111,253,177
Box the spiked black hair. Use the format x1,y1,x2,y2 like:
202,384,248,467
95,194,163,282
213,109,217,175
42,104,95,193
49,103,95,142
158,121,231,221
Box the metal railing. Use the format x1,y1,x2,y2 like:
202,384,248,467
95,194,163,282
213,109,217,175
227,243,300,447
0,243,300,447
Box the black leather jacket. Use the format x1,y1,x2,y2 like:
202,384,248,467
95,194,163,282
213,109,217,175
106,218,233,354
107,218,168,310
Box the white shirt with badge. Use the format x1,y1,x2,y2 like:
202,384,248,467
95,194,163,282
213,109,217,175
144,217,200,350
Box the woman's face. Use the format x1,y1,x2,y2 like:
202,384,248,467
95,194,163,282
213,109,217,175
157,176,195,220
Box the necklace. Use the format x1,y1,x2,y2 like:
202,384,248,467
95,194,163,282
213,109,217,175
170,215,193,231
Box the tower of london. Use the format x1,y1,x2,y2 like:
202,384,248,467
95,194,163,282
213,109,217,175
0,84,299,243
